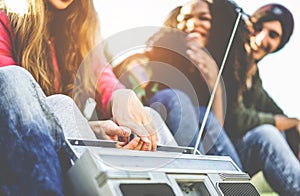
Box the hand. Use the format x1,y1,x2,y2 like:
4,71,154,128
185,33,219,90
88,120,143,150
89,120,131,141
274,115,300,132
117,137,145,150
296,120,300,134
110,89,158,151
185,33,225,124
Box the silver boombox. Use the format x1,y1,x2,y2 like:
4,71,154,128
65,138,260,196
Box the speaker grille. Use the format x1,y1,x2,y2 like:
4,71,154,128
218,182,260,196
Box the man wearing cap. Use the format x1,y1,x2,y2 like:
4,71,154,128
227,3,300,195
247,3,299,157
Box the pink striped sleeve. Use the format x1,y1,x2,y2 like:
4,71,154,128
0,11,16,66
96,64,125,114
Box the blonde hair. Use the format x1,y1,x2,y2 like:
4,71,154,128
1,0,101,110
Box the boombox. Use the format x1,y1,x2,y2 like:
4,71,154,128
66,138,260,196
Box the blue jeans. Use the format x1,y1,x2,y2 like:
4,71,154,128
0,66,64,195
235,124,300,195
149,89,243,169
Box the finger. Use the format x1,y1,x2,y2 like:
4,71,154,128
141,139,151,151
186,37,204,49
101,134,112,141
119,126,132,137
122,137,141,150
119,136,130,143
142,108,160,150
116,142,126,148
143,122,157,151
186,40,202,51
186,32,201,40
134,139,144,151
142,117,156,135
187,32,207,46
186,50,205,68
186,49,197,61
110,135,119,141
150,134,158,151
141,114,158,150
105,123,131,138
122,121,151,143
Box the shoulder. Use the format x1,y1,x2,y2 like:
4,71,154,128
0,10,16,66
0,10,12,32
0,10,9,24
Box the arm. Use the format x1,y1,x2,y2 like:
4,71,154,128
96,64,125,116
95,63,157,151
254,84,299,132
186,33,224,124
225,100,276,138
227,103,300,137
0,11,17,66
109,89,158,151
274,115,300,133
225,73,299,137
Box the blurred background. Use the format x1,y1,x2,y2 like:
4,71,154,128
95,0,299,119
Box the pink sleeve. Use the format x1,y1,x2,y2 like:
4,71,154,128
96,64,125,114
0,11,16,66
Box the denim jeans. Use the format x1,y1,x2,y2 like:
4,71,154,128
0,66,64,195
235,124,300,195
149,88,243,170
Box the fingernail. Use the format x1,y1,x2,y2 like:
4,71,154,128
186,50,194,57
142,137,151,143
120,126,131,135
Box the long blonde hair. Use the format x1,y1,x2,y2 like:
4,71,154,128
1,0,101,110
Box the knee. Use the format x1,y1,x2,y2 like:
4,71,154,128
150,89,187,119
0,66,32,81
46,95,79,116
247,124,284,147
150,89,192,108
0,66,39,104
0,66,34,90
254,124,280,138
47,94,75,107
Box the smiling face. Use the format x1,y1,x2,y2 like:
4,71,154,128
48,0,74,10
250,20,282,61
177,0,212,46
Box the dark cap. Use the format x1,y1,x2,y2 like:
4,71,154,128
251,4,294,52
